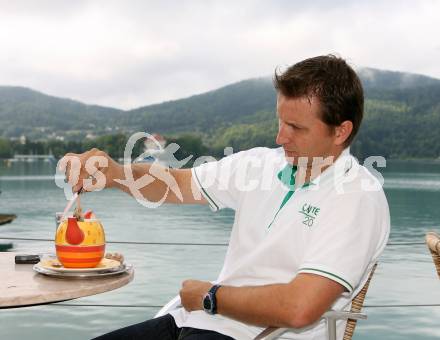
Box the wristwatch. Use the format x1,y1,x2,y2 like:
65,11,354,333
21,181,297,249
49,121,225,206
203,284,222,315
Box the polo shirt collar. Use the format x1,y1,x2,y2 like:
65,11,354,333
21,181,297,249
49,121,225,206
277,148,352,190
277,163,314,190
277,163,297,190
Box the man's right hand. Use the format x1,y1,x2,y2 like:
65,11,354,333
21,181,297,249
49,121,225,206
59,148,123,193
58,148,207,206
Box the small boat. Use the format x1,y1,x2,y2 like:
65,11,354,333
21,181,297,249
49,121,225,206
0,242,13,251
0,214,16,226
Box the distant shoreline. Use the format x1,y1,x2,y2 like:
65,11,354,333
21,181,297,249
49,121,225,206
1,156,440,163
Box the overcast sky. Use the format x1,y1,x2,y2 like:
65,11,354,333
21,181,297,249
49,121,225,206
0,0,438,110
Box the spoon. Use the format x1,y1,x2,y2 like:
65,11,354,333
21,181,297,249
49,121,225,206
61,171,97,219
61,192,80,219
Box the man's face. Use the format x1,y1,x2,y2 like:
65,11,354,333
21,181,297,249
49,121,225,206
276,93,339,167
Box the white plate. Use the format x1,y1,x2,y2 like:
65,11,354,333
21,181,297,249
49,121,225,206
37,257,121,273
33,263,132,278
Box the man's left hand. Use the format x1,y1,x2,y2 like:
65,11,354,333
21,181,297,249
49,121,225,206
179,279,212,312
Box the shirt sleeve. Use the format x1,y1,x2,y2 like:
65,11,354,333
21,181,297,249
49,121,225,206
297,192,390,293
191,150,249,211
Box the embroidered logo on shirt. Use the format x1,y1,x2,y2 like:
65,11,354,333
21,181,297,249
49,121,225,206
299,203,320,227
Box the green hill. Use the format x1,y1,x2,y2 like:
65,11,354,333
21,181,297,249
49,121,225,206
0,86,124,139
357,67,440,90
357,83,440,158
1,67,440,159
126,78,276,134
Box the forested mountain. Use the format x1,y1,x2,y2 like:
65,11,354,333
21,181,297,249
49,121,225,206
1,67,440,159
127,78,276,134
0,86,124,139
358,67,440,90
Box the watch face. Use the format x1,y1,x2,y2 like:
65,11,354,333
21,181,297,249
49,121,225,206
203,294,212,310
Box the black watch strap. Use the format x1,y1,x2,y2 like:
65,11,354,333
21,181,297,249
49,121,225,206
209,284,222,314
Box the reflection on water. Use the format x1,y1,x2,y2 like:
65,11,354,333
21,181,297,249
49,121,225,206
1,159,440,339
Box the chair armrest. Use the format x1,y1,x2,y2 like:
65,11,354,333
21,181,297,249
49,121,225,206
254,327,289,340
156,299,367,339
323,310,367,320
154,295,182,318
253,311,367,340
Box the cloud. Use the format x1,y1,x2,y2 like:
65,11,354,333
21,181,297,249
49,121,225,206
0,0,439,109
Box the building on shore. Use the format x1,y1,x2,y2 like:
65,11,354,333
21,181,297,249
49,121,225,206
133,133,167,164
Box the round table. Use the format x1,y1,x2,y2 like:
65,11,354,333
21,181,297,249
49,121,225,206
0,252,134,308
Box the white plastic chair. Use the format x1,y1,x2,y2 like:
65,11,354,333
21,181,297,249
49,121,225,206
155,264,376,340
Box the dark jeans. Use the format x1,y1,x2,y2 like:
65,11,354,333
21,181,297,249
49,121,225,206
91,314,235,340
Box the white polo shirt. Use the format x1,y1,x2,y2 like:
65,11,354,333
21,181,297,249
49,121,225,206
171,147,390,340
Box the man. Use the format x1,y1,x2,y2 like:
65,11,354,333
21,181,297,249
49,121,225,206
61,55,390,340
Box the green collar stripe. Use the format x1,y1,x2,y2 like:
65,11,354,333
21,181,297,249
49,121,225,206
277,164,297,188
280,190,294,210
267,164,314,230
277,164,314,190
299,268,353,291
267,190,295,230
193,169,219,211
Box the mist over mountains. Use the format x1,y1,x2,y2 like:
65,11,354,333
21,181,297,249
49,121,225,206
1,67,440,159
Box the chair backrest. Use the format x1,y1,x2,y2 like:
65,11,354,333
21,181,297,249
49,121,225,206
425,232,440,279
342,263,377,340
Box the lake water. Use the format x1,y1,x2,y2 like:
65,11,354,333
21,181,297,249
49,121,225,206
1,158,440,340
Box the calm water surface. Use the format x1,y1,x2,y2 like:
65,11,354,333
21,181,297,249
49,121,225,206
1,159,440,340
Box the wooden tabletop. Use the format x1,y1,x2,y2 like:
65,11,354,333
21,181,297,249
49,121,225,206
0,252,134,308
